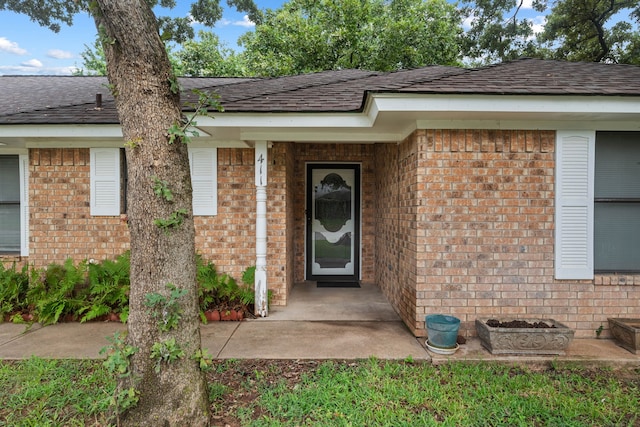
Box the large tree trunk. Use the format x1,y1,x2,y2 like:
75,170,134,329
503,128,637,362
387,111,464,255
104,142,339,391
92,1,209,425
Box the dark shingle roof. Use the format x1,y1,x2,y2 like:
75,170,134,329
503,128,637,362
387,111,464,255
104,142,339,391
1,58,639,124
398,59,640,95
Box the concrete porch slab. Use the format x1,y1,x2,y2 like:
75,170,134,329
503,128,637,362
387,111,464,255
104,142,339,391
216,320,430,360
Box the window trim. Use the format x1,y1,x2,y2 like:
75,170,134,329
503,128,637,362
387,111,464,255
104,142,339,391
19,154,29,256
0,154,28,256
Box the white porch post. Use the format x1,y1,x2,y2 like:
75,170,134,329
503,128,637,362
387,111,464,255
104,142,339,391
254,141,268,317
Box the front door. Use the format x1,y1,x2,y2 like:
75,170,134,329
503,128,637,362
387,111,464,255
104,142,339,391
306,164,360,281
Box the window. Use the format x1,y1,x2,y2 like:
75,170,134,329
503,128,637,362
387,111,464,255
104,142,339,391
594,132,640,273
90,147,217,216
556,131,640,279
0,155,28,255
0,156,20,253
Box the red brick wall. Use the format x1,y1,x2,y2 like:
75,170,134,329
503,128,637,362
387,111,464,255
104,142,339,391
28,148,130,266
376,130,640,338
374,140,418,329
292,144,376,284
9,146,293,306
196,144,292,306
6,137,639,335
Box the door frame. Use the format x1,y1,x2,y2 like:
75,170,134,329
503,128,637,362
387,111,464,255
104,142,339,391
305,163,361,282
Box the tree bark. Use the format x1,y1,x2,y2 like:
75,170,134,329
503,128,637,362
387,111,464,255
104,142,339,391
92,1,209,425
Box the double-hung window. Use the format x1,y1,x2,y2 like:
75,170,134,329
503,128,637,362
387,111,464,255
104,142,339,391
556,131,640,279
594,132,640,273
0,155,28,255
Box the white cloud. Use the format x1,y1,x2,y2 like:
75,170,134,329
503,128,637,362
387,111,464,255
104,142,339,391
0,37,27,55
521,0,534,9
531,15,546,34
47,49,74,59
219,15,255,28
21,58,43,68
187,13,201,26
462,14,476,31
0,64,78,76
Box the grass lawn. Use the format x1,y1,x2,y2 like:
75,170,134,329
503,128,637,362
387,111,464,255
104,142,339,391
0,357,638,426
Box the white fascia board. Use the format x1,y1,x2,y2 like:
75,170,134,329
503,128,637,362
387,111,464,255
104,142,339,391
238,129,403,142
1,124,123,138
416,119,640,131
370,94,640,116
196,112,374,129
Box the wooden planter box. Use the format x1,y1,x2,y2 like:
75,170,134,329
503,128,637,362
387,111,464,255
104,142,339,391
608,318,640,354
476,318,575,355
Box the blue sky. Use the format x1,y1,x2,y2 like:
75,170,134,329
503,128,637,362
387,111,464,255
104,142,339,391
0,1,629,75
0,1,285,75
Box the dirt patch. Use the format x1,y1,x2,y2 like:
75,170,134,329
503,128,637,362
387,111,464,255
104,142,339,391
486,319,556,328
208,359,321,427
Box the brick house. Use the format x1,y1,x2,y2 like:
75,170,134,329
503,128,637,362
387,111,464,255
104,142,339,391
1,58,639,338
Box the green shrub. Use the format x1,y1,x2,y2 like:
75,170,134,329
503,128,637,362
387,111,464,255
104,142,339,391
28,259,89,325
80,252,130,323
6,253,255,325
0,262,30,320
197,256,255,314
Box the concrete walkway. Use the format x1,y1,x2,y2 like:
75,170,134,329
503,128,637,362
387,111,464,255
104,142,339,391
0,282,638,364
0,321,639,365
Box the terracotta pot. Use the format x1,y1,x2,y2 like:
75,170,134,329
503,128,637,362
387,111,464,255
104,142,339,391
205,310,220,322
62,314,77,322
236,310,244,321
220,310,233,321
107,312,120,322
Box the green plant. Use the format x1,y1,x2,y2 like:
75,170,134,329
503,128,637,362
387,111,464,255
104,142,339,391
150,338,185,373
100,332,139,422
79,252,130,323
0,262,30,320
167,89,222,145
124,137,142,149
196,258,257,317
241,265,255,286
192,348,215,372
28,258,89,325
152,176,174,202
154,208,188,233
596,324,604,338
144,283,187,332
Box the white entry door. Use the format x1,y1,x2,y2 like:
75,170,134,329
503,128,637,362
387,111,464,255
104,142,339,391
306,164,360,280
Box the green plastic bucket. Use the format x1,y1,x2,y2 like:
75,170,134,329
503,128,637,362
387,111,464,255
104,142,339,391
426,314,460,348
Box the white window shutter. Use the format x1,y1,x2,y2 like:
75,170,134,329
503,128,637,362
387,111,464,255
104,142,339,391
189,148,217,216
90,148,120,216
555,131,595,279
19,154,29,256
